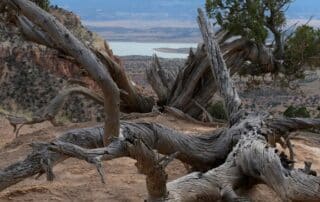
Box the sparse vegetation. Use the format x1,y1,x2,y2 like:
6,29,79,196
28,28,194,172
284,106,311,118
207,101,227,120
30,0,50,10
285,25,320,77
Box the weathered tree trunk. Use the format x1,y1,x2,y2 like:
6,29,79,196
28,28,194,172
1,117,319,200
94,49,154,113
146,26,277,121
9,0,154,115
1,4,320,202
8,0,120,144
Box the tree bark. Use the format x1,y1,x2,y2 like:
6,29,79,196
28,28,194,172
1,5,320,202
147,35,277,121
10,0,120,144
13,4,154,114
1,117,319,200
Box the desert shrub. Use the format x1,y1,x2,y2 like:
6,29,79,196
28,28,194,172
30,0,50,10
283,106,310,118
295,107,310,118
207,101,227,120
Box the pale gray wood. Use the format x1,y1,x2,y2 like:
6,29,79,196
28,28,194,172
11,0,120,143
197,9,241,123
1,4,320,202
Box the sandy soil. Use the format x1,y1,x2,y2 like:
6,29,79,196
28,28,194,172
0,114,319,202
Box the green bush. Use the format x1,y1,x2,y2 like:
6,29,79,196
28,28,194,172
30,0,50,11
283,106,310,118
207,101,227,120
295,107,310,118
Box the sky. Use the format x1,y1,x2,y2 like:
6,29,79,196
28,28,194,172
51,0,320,28
50,0,204,22
50,0,320,28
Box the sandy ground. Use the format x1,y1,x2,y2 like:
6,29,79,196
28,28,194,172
0,114,319,202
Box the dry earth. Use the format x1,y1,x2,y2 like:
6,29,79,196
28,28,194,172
0,114,319,202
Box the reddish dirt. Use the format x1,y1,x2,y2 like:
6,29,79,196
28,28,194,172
0,115,319,202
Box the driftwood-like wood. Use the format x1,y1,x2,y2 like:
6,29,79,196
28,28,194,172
147,45,218,119
1,117,319,200
10,0,120,144
13,2,154,115
146,24,277,121
1,4,320,202
164,106,225,127
94,49,154,113
197,9,241,123
146,55,179,105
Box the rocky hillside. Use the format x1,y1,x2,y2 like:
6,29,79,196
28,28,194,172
0,6,121,122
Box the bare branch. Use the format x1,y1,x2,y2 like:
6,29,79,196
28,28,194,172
267,117,320,134
197,9,241,123
48,139,127,183
17,15,55,48
146,55,179,105
11,0,120,144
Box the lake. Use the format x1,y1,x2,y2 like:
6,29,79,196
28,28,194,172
108,41,198,59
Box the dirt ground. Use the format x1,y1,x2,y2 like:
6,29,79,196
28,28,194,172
0,114,319,202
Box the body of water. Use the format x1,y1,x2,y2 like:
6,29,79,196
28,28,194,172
108,41,198,59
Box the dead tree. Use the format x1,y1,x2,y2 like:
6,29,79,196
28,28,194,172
3,0,123,144
146,31,276,120
1,4,320,201
3,0,154,115
4,0,276,125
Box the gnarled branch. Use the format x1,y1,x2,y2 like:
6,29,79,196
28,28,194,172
10,0,120,144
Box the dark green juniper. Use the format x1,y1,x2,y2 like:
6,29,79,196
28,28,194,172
206,0,320,82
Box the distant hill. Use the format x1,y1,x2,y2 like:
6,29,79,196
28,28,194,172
51,0,320,22
50,0,320,42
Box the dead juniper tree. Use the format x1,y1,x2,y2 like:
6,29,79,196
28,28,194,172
0,1,320,201
146,29,281,121
147,0,320,121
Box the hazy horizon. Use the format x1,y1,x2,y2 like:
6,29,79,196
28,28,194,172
51,0,320,24
49,0,320,43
